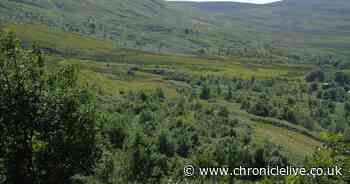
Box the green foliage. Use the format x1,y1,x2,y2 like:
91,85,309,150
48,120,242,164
345,102,350,120
288,134,350,184
305,69,325,82
3,9,349,182
157,131,175,157
199,83,211,100
0,31,101,184
334,72,350,86
248,95,275,118
3,0,350,61
225,86,234,101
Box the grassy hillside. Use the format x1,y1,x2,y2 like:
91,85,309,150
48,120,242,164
6,0,350,159
0,0,200,54
3,2,350,182
170,0,350,58
3,23,323,160
2,1,350,183
2,0,350,61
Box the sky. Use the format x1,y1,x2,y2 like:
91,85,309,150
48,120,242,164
165,0,283,5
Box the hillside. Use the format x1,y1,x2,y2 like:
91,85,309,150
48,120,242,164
2,0,350,61
3,23,322,160
169,0,350,58
0,0,202,54
1,1,350,183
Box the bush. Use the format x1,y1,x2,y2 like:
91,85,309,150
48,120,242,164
305,69,325,82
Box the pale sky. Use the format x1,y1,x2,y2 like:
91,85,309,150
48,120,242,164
165,0,283,5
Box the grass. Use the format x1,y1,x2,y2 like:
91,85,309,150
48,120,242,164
6,24,120,56
6,23,312,80
60,59,179,97
127,53,310,79
203,100,321,159
253,123,321,160
2,0,350,61
4,23,321,160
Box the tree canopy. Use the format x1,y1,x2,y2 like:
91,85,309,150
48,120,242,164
0,31,101,184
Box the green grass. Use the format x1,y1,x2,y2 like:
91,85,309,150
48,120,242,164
3,0,350,60
4,22,322,160
6,23,313,81
59,59,179,97
200,99,321,159
6,24,120,56
127,53,310,79
253,123,321,160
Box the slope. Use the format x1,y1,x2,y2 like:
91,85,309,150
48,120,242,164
169,0,350,58
3,23,321,159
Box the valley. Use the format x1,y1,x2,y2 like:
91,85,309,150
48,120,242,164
0,0,350,184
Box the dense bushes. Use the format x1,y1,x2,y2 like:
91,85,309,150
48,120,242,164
0,32,101,184
83,85,292,183
305,69,325,82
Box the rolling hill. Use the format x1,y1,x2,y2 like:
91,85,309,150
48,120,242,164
169,0,350,58
2,0,350,60
2,1,350,183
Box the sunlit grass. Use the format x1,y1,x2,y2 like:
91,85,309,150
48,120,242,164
253,123,321,159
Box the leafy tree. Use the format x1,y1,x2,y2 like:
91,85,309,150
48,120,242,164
217,106,229,118
343,128,350,142
225,86,234,100
216,84,222,95
215,136,242,184
157,131,175,157
154,88,165,101
88,22,96,34
129,133,167,184
101,114,128,149
249,100,274,117
305,69,325,82
345,102,350,120
334,72,349,86
176,129,193,158
138,91,148,102
129,133,150,183
288,134,350,184
199,83,211,100
0,32,100,184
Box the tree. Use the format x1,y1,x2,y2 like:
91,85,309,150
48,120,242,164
249,100,274,117
217,106,229,118
216,84,222,95
199,83,211,100
225,86,234,101
129,133,150,183
101,114,128,149
157,131,175,157
345,102,350,120
154,88,165,101
88,22,96,34
309,82,318,93
215,136,242,184
0,32,100,184
288,134,350,184
305,69,325,82
129,133,167,184
335,72,349,86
